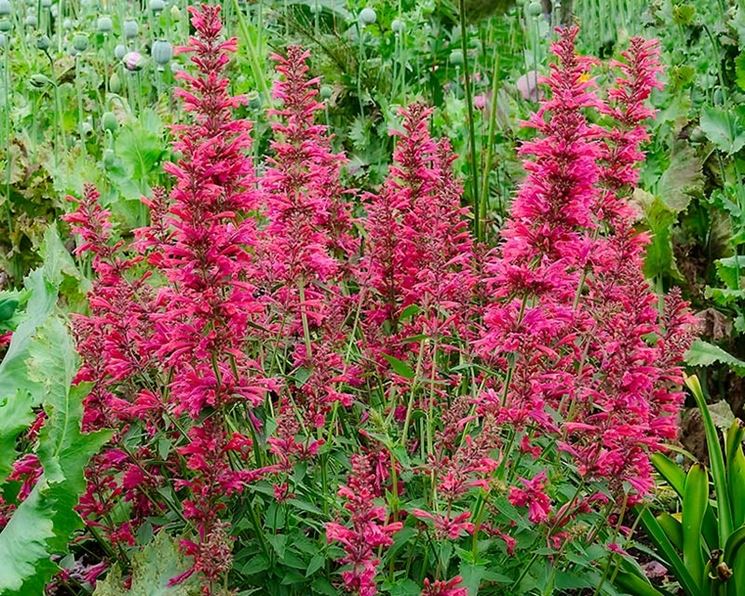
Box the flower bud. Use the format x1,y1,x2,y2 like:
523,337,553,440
29,73,51,88
123,50,145,72
109,71,122,93
101,111,118,133
36,34,49,50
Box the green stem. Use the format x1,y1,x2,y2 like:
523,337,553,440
458,0,480,239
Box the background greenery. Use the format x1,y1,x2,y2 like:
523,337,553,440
2,0,745,593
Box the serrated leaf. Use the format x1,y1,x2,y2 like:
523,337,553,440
685,339,745,376
0,390,34,484
0,269,57,407
657,142,703,213
94,531,199,595
736,52,745,91
640,193,682,280
0,316,111,594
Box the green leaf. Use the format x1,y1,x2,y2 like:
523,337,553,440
687,375,733,544
657,512,683,551
267,533,287,558
637,507,700,596
700,106,745,155
305,553,324,577
651,453,686,496
458,562,485,595
0,391,34,484
240,553,270,576
639,192,682,280
38,224,81,289
715,256,745,290
735,51,745,92
0,269,58,407
657,142,703,213
726,422,745,528
0,317,111,594
383,353,416,379
685,340,745,376
93,531,200,595
682,464,707,589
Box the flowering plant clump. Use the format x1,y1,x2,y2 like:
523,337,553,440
0,4,694,594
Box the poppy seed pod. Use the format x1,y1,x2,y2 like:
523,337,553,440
0,1,10,17
97,16,113,34
0,19,11,32
527,1,542,16
359,7,376,25
391,19,404,34
114,43,126,60
123,18,138,39
73,33,88,52
149,0,165,13
151,39,172,66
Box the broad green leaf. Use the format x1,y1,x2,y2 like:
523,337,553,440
0,391,34,484
0,269,57,406
657,142,703,213
639,192,681,280
458,562,485,595
38,224,81,289
637,507,700,596
681,464,707,589
736,51,745,92
0,317,111,594
687,375,733,544
685,340,745,376
651,453,686,496
93,531,199,595
715,256,745,290
657,512,683,551
726,422,745,527
700,106,745,155
383,353,416,379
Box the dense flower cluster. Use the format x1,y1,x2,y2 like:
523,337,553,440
52,7,694,595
